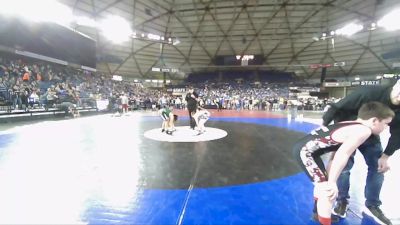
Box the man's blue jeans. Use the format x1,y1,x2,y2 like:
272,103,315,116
336,137,384,207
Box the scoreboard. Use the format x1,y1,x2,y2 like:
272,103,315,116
214,55,264,66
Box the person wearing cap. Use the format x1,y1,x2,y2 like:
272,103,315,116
321,79,400,225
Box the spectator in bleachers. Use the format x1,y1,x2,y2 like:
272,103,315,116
120,93,129,114
12,85,22,110
0,77,7,98
45,87,57,110
22,71,30,82
28,90,40,108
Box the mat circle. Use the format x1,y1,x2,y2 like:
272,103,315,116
144,126,228,142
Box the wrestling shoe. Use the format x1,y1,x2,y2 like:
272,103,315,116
332,201,349,218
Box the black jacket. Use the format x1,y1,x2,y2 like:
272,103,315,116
185,91,198,110
322,85,400,156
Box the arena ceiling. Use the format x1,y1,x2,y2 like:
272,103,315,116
59,0,400,80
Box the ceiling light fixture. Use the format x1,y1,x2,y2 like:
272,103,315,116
378,8,400,31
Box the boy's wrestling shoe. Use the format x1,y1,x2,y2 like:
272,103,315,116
332,201,349,218
196,130,204,135
365,206,392,225
161,129,165,133
166,131,173,135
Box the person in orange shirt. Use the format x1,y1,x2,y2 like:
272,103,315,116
22,72,30,81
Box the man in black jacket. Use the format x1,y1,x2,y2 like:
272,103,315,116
322,80,400,225
185,87,199,129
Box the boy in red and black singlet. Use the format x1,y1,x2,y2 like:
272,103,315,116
293,102,394,225
322,80,400,225
295,122,364,183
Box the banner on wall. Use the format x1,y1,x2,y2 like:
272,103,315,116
351,80,380,86
166,88,187,95
323,81,351,87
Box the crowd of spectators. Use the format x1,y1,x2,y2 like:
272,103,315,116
0,53,163,112
0,53,336,115
180,82,337,112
